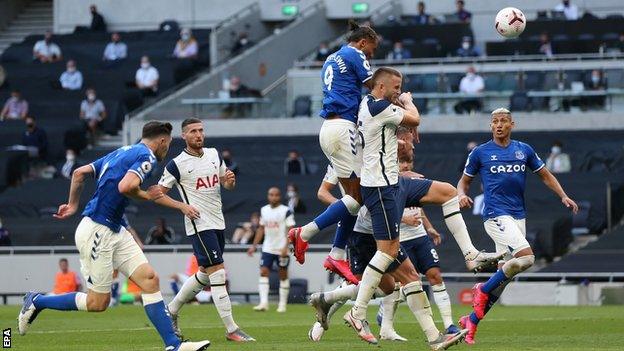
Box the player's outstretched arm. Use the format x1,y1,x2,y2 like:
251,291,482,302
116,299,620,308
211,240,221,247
246,225,265,256
317,181,338,206
398,92,421,128
536,168,579,214
221,169,236,190
152,185,200,220
54,164,93,219
118,172,157,201
457,174,474,209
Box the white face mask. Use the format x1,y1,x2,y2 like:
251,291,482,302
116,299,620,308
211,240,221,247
67,67,76,72
181,33,190,41
319,48,328,55
240,38,248,45
87,93,96,101
591,75,600,84
66,153,75,161
141,62,150,69
462,42,470,50
551,146,561,154
287,190,296,198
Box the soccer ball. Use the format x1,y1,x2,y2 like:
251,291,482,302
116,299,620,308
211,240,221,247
495,7,526,39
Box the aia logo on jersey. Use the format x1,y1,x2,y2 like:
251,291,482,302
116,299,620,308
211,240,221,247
265,221,280,229
196,175,219,189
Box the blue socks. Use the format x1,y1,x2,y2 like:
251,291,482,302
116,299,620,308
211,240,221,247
143,299,180,349
469,312,480,325
332,215,357,250
313,199,351,230
481,269,508,294
33,293,78,311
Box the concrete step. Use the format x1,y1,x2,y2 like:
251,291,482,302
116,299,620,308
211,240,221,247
7,24,52,31
12,19,53,25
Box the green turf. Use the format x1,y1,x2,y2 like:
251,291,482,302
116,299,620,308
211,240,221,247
2,304,623,350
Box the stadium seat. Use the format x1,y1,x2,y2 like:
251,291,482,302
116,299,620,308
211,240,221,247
524,71,545,91
510,91,530,112
421,74,440,93
500,72,519,91
292,95,311,117
571,201,592,235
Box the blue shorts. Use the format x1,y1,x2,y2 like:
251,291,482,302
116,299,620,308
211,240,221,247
401,236,440,274
347,231,406,275
191,230,225,268
361,184,401,241
260,252,290,269
397,177,433,214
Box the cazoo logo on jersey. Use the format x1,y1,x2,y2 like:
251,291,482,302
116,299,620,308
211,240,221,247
490,164,526,174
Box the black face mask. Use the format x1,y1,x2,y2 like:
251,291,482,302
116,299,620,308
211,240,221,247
26,123,35,129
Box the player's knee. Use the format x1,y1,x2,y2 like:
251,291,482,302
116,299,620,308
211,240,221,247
341,194,361,215
426,270,443,285
502,255,534,277
87,296,109,312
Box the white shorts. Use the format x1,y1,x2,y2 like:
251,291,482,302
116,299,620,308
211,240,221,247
483,216,530,256
75,217,147,293
319,118,362,178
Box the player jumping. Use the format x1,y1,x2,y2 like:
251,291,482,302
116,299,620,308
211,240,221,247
156,118,255,342
18,121,210,351
247,187,294,313
457,108,579,344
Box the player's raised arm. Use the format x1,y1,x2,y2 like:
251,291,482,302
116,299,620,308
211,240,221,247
54,164,94,219
535,167,579,213
397,92,420,128
118,171,159,201
221,169,236,190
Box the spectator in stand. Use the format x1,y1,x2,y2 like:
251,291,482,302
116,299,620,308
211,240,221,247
145,217,176,244
173,28,199,59
33,31,62,63
231,31,253,55
284,150,306,175
315,42,331,62
229,76,261,98
409,1,432,25
386,41,412,61
58,148,81,179
221,148,239,175
613,32,624,52
89,4,107,31
231,212,260,244
554,0,579,20
0,218,10,246
59,60,83,90
102,32,127,64
456,36,482,57
1,90,28,121
80,88,107,146
582,69,607,109
454,66,484,114
21,116,48,159
546,141,571,173
454,0,472,23
51,258,82,294
286,183,306,214
135,55,159,96
539,32,554,58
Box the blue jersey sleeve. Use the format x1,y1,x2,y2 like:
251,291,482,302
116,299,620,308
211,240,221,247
463,148,481,177
525,144,545,172
90,155,107,179
128,151,156,183
349,49,373,83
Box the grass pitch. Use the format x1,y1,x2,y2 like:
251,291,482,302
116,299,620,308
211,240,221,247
1,304,622,350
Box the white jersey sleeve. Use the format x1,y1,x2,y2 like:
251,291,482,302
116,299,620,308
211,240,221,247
218,152,227,177
323,165,339,185
159,160,178,189
376,103,404,127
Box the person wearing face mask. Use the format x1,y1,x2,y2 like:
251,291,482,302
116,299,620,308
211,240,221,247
582,69,607,109
546,141,571,173
173,28,198,59
316,42,332,62
454,66,484,114
21,116,48,160
59,60,83,90
103,33,127,64
386,41,411,61
284,150,307,175
1,90,29,121
456,36,481,58
80,88,107,146
33,31,62,63
135,56,160,97
59,149,82,179
231,32,253,55
286,183,306,214
554,0,579,20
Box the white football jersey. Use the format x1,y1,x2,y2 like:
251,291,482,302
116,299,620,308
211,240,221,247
159,148,227,236
358,95,404,187
322,164,346,196
260,204,295,255
353,205,373,235
399,207,427,242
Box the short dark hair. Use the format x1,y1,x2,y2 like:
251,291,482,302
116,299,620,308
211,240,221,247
142,121,172,139
371,67,402,87
346,20,379,43
181,117,202,130
59,258,68,264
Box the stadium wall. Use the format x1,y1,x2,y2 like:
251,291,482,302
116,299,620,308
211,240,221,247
53,0,255,33
0,0,30,31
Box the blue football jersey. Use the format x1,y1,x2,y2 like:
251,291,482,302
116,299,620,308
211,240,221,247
464,140,545,220
82,143,157,232
319,45,373,123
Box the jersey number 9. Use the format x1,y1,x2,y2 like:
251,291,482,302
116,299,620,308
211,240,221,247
324,66,334,91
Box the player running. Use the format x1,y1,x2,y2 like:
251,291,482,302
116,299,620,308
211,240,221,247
288,21,378,283
18,121,210,351
457,108,579,344
246,187,294,313
157,118,255,342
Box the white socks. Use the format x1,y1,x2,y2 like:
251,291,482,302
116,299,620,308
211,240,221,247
142,291,164,305
75,292,88,311
442,196,478,259
380,283,401,333
352,251,394,319
209,269,239,333
301,195,360,242
258,276,269,306
403,281,439,342
324,283,359,304
279,279,290,309
329,247,347,260
432,283,453,329
300,222,320,241
168,271,209,315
